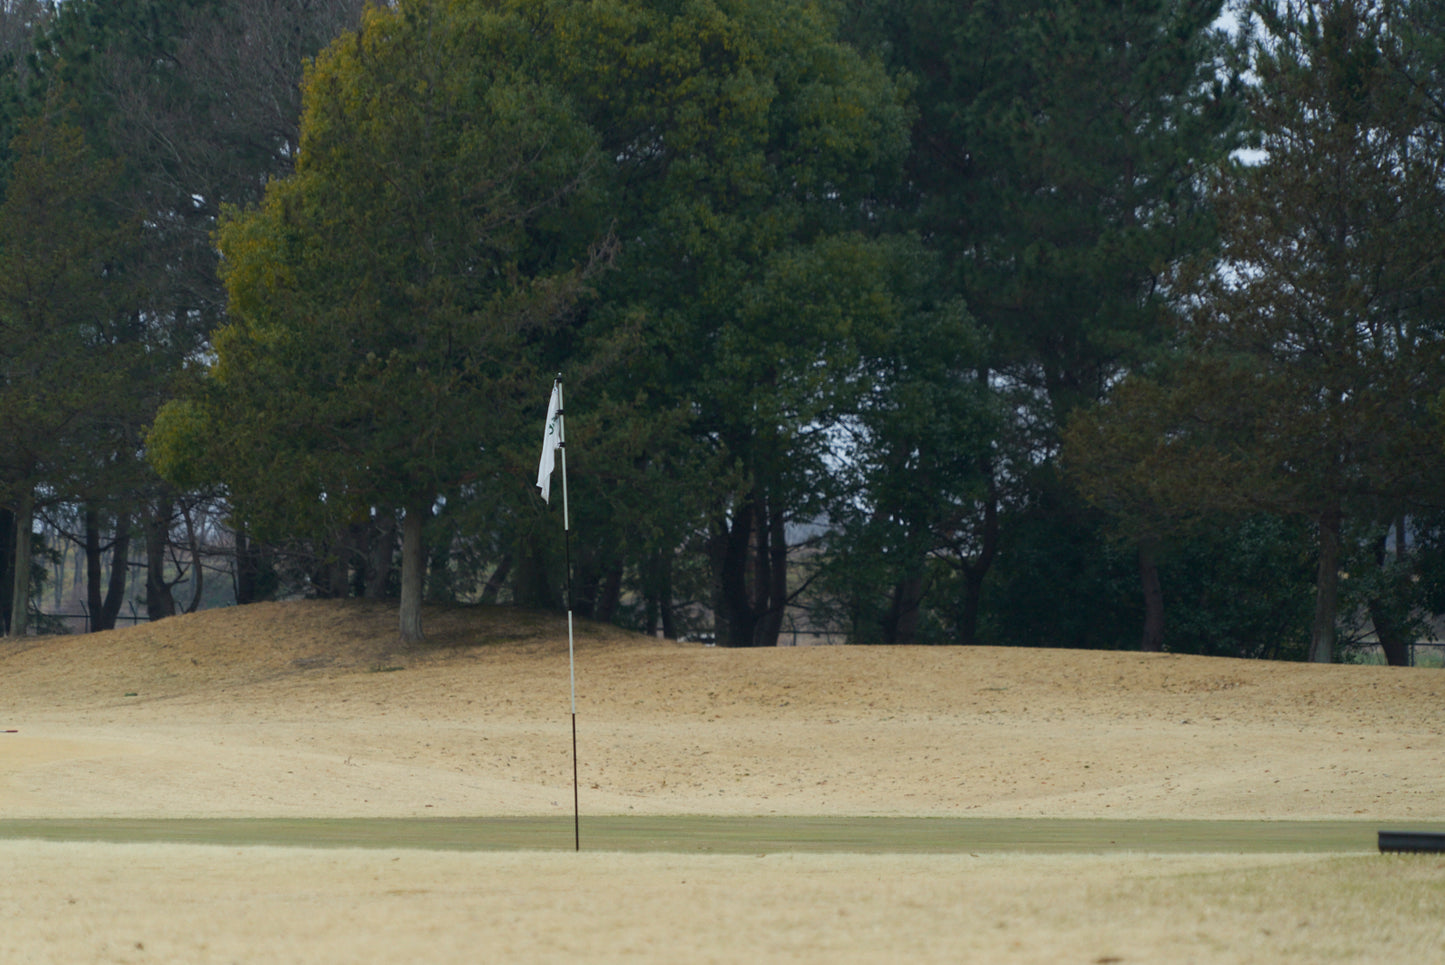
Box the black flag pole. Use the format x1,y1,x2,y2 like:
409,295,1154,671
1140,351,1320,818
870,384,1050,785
556,376,579,852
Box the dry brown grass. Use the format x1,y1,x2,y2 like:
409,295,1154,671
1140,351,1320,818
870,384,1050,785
2,599,1444,963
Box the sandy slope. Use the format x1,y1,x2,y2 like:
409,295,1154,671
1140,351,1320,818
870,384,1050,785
5,601,1445,965
3,599,1442,822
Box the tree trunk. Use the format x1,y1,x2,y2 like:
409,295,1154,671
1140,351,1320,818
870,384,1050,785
713,494,761,647
595,563,623,624
479,552,512,605
710,489,788,648
85,509,103,630
708,519,730,646
425,526,454,603
1139,538,1164,652
234,526,269,604
86,508,131,632
52,536,67,608
1368,599,1411,667
8,491,33,637
0,507,13,634
234,529,255,605
642,551,671,636
751,493,772,643
753,499,788,647
103,517,131,629
513,536,555,609
364,512,396,599
146,500,177,621
886,572,925,645
398,500,427,645
323,529,350,599
652,551,677,640
1369,528,1411,667
181,504,204,614
1310,510,1342,663
573,567,598,619
957,471,999,646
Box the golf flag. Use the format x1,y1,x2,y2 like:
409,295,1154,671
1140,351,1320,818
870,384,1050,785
535,375,580,850
536,382,562,503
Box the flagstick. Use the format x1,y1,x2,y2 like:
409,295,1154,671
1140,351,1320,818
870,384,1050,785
557,377,579,852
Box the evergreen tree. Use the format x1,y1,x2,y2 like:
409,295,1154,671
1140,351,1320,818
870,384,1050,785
28,0,369,620
155,0,613,644
842,0,1241,646
1066,0,1445,662
0,112,141,635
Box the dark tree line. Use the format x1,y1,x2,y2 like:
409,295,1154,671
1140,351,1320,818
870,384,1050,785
5,0,1445,662
1066,0,1445,664
0,0,370,634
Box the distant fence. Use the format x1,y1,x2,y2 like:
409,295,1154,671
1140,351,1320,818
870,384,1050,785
1399,642,1442,667
781,626,843,646
36,602,149,634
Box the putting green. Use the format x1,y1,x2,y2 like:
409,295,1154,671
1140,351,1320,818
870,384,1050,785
2,816,1436,854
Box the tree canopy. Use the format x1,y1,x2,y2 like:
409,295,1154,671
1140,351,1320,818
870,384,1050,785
154,0,613,643
0,110,140,634
1066,0,1445,662
2,0,1442,661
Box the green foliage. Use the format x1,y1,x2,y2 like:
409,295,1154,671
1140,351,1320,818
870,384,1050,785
546,0,913,645
146,397,216,493
149,0,628,639
16,0,375,621
1160,516,1316,660
0,108,143,633
1066,0,1445,661
810,238,999,645
0,111,141,507
826,0,1241,645
26,0,1445,659
186,0,609,537
974,492,1142,650
974,497,1316,658
852,0,1240,415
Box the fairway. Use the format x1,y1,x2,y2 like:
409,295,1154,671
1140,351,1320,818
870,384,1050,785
1,815,1435,854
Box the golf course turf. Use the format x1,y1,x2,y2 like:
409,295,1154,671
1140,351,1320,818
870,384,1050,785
4,815,1441,853
6,601,1445,963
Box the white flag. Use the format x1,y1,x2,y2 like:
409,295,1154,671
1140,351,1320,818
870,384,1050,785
536,382,562,502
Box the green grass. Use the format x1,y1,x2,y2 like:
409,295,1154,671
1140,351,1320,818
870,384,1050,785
3,816,1439,854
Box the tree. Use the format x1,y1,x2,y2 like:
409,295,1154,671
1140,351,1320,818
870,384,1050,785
36,0,372,329
1066,0,1445,662
32,0,370,622
154,0,612,644
0,0,49,631
812,242,1000,645
545,0,911,646
0,111,140,635
838,0,1242,647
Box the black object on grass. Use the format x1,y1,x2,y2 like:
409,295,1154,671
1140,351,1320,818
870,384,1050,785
1378,830,1445,853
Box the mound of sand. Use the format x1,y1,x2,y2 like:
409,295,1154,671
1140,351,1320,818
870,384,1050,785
2,599,1442,821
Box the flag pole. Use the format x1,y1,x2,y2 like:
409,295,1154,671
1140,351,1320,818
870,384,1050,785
556,375,579,852
536,373,578,851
